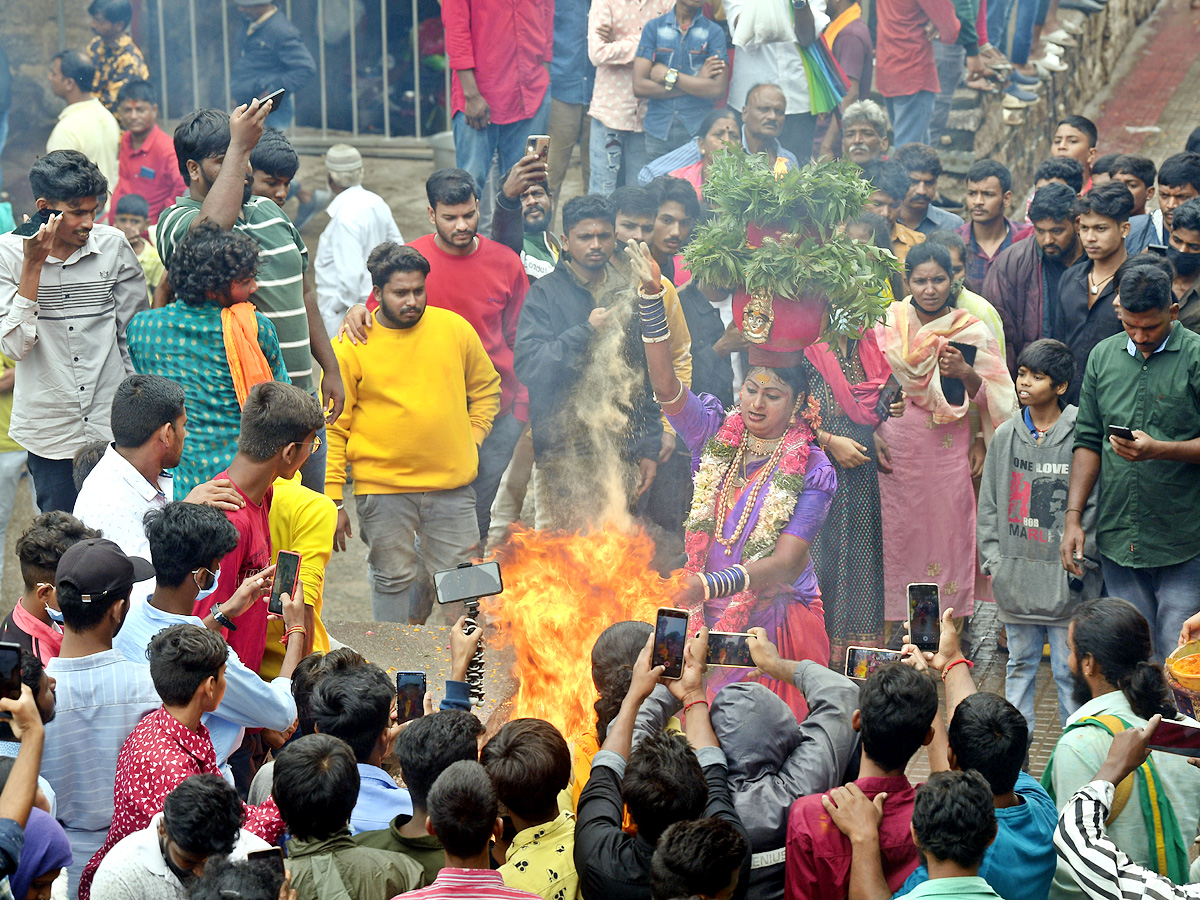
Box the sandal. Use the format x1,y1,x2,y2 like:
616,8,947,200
966,73,1000,92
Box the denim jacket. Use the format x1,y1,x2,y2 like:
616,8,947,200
635,10,727,140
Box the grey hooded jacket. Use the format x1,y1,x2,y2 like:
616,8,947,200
634,662,860,900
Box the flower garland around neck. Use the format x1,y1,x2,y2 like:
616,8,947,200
681,395,822,635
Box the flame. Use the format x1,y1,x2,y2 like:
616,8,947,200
773,157,790,178
483,525,686,743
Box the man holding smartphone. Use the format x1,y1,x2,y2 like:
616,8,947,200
1062,264,1200,660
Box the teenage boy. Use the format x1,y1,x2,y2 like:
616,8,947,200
1034,158,1086,197
895,143,964,236
1049,182,1134,406
574,630,751,900
42,538,162,898
863,159,925,262
194,381,324,673
273,734,423,900
979,338,1097,734
1127,151,1200,253
0,512,97,663
309,665,412,833
632,0,729,160
248,128,299,210
1052,116,1099,190
80,624,285,899
1108,155,1156,217
156,104,345,482
955,160,1031,294
402,761,540,900
109,80,185,225
652,819,748,900
0,150,146,514
1166,198,1200,333
355,709,485,883
116,501,303,770
1090,154,1119,187
785,663,939,900
482,718,578,900
826,771,1002,900
985,184,1083,373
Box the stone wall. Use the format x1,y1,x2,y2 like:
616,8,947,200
935,0,1160,206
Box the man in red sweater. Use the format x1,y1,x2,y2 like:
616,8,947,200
344,168,529,554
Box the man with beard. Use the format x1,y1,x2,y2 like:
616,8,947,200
1042,598,1200,900
329,243,500,623
155,104,345,494
0,150,145,513
894,143,963,236
984,183,1083,373
1164,198,1200,335
954,159,1031,295
491,153,561,281
514,195,663,531
342,170,529,557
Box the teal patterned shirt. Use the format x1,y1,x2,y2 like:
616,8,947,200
127,300,290,494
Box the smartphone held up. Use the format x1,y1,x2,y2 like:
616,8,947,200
907,583,940,652
652,608,688,680
269,550,302,616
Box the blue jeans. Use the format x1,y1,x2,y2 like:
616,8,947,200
451,93,551,195
0,451,26,586
887,92,936,147
0,110,9,195
1009,0,1042,64
931,43,965,142
588,120,648,196
987,0,1017,55
1102,554,1200,662
471,412,524,543
1004,622,1076,735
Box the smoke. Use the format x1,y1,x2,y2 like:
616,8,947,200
540,264,650,533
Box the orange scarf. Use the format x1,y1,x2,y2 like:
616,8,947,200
875,298,1016,437
221,302,274,407
824,3,862,49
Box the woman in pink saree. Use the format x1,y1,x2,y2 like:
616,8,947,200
873,243,1016,630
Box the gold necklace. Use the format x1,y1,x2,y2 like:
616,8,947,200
744,434,783,456
714,437,790,551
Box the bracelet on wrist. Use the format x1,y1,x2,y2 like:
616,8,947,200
654,379,686,406
279,625,307,646
941,657,974,682
683,698,709,715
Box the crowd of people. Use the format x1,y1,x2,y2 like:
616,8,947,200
0,0,1196,897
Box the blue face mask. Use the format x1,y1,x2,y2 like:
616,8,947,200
194,567,221,604
44,605,64,625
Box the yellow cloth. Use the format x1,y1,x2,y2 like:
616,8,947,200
824,3,863,49
890,222,926,263
46,98,120,188
325,307,502,501
0,355,18,454
500,809,581,900
135,239,164,296
260,473,335,679
662,277,693,437
222,302,275,408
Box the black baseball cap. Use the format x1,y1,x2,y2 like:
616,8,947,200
55,539,155,602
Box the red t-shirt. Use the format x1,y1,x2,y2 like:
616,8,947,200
107,125,187,225
381,234,529,420
193,473,274,673
874,0,960,98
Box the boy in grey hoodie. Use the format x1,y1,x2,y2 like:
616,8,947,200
977,339,1101,737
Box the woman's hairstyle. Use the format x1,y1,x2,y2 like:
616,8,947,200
698,107,740,141
592,620,653,742
743,364,809,405
168,222,259,305
904,241,954,279
1071,598,1176,720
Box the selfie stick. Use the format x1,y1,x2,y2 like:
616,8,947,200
462,598,485,706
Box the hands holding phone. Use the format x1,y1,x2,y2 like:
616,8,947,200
902,607,961,673
220,564,276,618
665,627,709,704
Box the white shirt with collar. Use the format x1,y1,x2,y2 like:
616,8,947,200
314,184,403,335
74,444,172,564
90,812,269,900
723,0,831,112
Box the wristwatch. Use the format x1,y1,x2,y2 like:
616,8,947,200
211,603,238,631
664,68,680,90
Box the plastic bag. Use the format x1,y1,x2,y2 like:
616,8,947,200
732,0,796,50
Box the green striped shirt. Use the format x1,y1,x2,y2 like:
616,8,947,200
156,195,313,392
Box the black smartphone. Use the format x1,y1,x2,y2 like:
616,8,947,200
942,341,978,406
907,583,941,652
246,846,285,877
874,373,903,422
0,643,21,742
526,134,550,161
257,87,286,109
11,208,57,239
652,608,689,680
706,631,754,668
1149,719,1200,756
269,550,301,616
396,672,427,725
1146,243,1169,257
1108,424,1136,441
844,646,903,682
434,561,503,605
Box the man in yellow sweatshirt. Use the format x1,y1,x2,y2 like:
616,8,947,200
326,243,501,623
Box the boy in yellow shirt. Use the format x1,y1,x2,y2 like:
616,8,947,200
113,193,163,297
